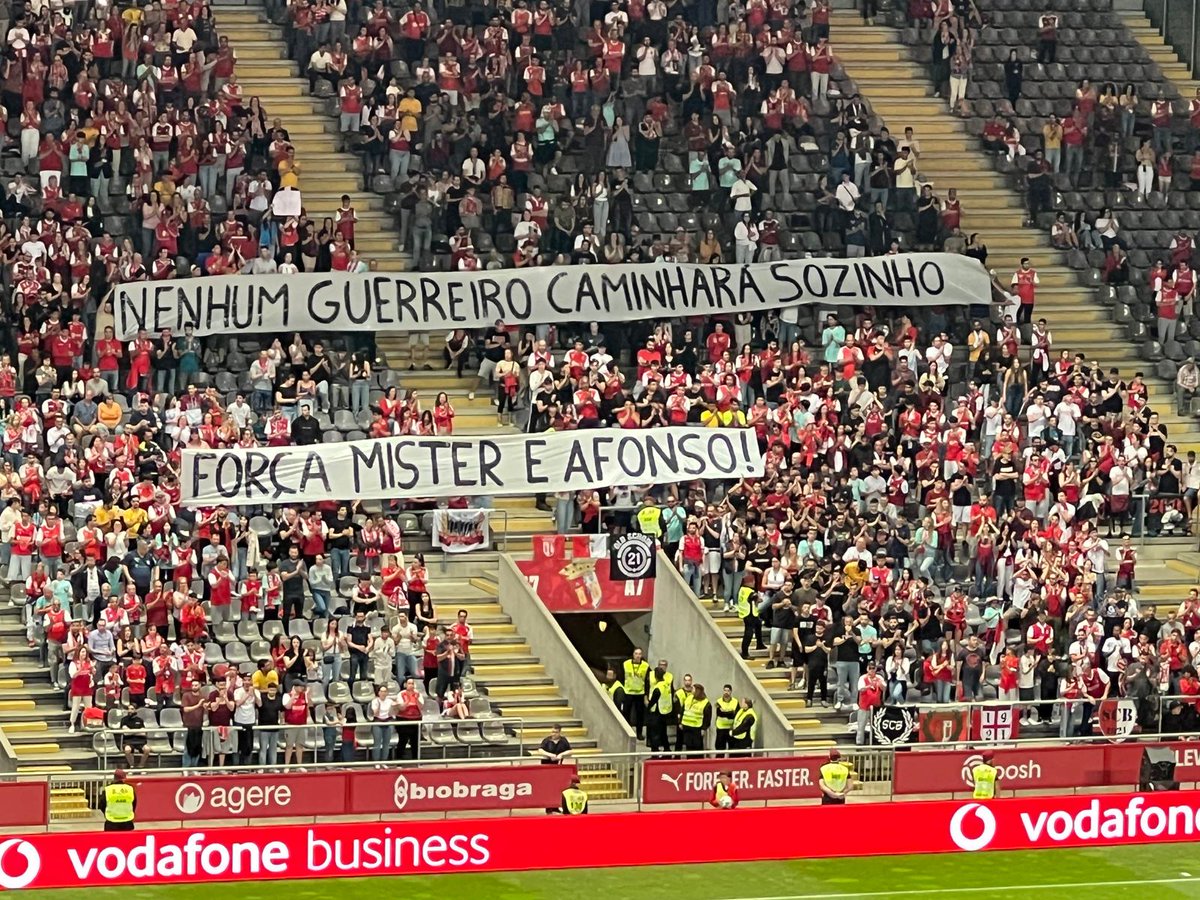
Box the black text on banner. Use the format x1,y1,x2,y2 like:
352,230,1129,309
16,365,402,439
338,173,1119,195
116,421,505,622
114,256,990,338
180,428,763,506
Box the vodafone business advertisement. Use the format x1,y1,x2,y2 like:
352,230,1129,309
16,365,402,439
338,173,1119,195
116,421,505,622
131,765,575,822
892,742,1200,795
6,792,1200,889
642,755,824,803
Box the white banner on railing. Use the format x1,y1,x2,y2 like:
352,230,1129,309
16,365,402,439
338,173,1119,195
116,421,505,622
431,509,492,553
180,427,763,506
114,255,990,338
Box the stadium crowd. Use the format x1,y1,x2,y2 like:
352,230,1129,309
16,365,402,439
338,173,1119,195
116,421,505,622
0,0,1195,765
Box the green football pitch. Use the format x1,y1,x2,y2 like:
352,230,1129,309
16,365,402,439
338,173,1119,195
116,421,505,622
16,844,1200,899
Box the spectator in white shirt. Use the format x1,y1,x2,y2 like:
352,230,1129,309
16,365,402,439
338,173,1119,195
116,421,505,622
733,213,759,263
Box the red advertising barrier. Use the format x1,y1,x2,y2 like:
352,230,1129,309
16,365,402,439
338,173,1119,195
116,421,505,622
642,755,824,803
129,765,575,822
892,741,1200,795
0,783,47,828
345,765,573,815
4,791,1200,889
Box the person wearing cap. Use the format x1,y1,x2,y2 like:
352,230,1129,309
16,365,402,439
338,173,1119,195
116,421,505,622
100,767,137,831
819,749,851,804
559,776,589,815
972,751,999,800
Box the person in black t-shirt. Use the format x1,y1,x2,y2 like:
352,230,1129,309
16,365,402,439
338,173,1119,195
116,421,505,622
992,451,1019,517
803,621,831,705
326,505,357,586
472,320,509,401
790,604,816,691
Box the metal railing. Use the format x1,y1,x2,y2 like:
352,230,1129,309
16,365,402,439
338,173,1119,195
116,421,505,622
87,715,529,770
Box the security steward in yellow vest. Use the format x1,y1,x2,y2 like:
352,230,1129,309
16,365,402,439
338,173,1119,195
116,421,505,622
972,750,999,800
729,697,758,756
635,497,663,540
622,649,650,740
672,674,695,752
100,767,137,831
604,667,625,707
713,684,740,754
560,777,589,815
736,579,763,659
646,662,674,754
819,749,851,805
678,684,712,753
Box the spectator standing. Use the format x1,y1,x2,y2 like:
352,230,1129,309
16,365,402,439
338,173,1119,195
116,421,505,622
256,679,284,768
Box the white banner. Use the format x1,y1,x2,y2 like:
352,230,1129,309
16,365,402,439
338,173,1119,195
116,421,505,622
114,255,990,339
431,509,492,554
180,427,763,507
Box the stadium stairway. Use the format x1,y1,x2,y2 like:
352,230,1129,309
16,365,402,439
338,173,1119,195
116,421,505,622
0,595,97,812
705,603,844,749
212,6,408,269
1119,13,1200,99
831,13,1200,452
428,560,625,799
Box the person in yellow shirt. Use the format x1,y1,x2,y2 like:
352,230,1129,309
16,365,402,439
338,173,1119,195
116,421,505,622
93,500,120,531
121,500,149,537
397,89,422,133
97,395,123,431
843,558,869,592
278,149,302,189
700,401,748,428
152,172,177,204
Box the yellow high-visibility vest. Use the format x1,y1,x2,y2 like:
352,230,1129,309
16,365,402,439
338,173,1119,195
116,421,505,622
736,586,755,619
561,787,589,815
732,707,758,742
103,783,135,823
623,659,649,695
972,763,998,800
680,697,709,728
636,506,663,537
820,762,849,793
715,697,739,730
650,672,674,714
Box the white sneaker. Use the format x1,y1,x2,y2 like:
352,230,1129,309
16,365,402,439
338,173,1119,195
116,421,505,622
68,725,75,734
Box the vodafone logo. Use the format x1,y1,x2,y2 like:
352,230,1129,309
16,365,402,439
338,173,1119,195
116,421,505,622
949,803,997,852
0,839,40,889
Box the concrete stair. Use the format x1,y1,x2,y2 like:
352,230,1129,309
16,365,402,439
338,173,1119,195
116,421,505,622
700,599,844,748
831,12,1200,449
428,563,626,799
0,604,95,773
214,5,407,268
1120,14,1200,97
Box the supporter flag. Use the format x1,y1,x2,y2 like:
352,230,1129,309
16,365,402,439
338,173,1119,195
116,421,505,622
534,535,566,560
571,535,609,560
971,705,1020,742
431,510,491,554
609,533,657,582
919,708,970,743
1097,698,1138,740
871,706,918,745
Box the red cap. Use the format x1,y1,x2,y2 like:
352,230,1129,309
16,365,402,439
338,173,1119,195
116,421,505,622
981,751,994,762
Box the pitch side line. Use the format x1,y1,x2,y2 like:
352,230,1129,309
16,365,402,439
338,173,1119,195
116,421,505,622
725,875,1200,899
